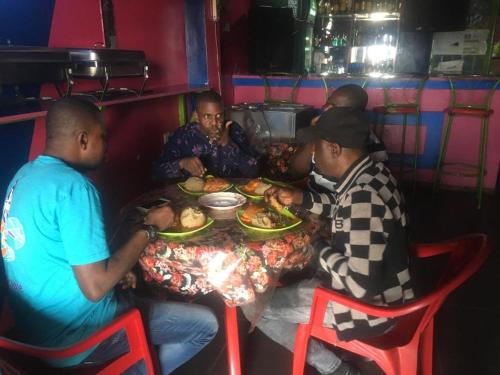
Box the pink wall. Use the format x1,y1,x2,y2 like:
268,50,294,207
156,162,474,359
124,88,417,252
230,75,500,191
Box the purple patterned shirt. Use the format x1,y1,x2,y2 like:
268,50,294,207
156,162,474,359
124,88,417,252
153,123,259,180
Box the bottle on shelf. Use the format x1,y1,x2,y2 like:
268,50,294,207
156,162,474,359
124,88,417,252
332,0,340,15
366,0,373,13
341,33,348,46
318,0,325,15
354,0,361,13
361,0,366,12
340,0,347,14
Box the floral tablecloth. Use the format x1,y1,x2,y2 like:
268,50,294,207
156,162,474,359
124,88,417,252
124,182,314,307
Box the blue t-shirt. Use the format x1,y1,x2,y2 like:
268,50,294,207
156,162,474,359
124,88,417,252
0,155,117,367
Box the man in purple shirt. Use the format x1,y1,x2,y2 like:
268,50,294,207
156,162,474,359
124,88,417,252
153,90,259,181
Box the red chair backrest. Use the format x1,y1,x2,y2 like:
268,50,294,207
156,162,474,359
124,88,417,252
402,234,490,343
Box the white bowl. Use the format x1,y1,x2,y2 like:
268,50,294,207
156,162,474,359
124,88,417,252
198,192,247,210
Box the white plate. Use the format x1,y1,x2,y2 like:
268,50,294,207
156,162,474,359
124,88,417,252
198,192,247,210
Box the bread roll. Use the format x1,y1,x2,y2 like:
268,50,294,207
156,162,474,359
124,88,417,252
185,177,205,192
180,207,206,229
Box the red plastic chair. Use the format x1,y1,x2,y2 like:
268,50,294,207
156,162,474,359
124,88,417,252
292,234,490,375
225,305,242,375
0,302,156,375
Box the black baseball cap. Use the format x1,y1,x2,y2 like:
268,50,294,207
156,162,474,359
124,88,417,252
297,107,370,149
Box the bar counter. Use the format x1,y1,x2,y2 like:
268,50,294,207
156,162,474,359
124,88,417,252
224,74,500,190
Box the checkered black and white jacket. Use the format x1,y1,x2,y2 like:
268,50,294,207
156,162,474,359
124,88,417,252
316,155,414,341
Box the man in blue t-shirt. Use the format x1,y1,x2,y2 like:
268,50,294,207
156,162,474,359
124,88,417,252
0,98,218,374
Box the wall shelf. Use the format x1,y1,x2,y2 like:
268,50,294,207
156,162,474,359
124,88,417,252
0,84,208,126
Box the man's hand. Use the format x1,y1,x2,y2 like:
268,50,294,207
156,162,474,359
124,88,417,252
120,271,137,289
264,186,304,207
217,121,232,146
144,205,175,231
179,156,206,177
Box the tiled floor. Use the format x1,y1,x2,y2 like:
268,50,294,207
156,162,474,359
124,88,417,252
172,185,500,375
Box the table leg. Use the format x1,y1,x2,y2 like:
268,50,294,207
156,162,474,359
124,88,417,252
224,305,242,375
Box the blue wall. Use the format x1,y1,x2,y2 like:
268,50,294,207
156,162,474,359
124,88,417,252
0,0,56,200
184,0,209,87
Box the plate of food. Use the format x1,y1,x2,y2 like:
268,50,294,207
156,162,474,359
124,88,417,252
177,176,233,196
236,203,302,233
158,206,214,237
235,178,291,200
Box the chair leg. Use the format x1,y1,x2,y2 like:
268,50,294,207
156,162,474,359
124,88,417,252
421,318,434,375
413,111,421,187
376,112,386,142
396,345,418,375
433,113,454,196
293,324,311,375
477,117,489,209
400,113,408,178
225,306,242,375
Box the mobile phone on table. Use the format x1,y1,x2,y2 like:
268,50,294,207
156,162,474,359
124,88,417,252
136,198,170,214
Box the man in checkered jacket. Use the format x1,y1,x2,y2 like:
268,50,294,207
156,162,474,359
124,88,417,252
243,108,413,375
288,84,388,219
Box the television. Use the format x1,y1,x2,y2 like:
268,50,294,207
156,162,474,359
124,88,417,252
401,0,470,32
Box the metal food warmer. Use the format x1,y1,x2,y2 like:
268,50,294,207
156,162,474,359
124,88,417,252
226,103,315,145
0,47,149,103
68,48,149,100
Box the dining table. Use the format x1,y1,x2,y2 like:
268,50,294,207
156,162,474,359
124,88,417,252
116,179,322,375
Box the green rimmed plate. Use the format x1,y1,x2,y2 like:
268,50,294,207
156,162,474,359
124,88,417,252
177,181,233,196
236,208,302,233
234,185,265,200
235,178,292,200
158,217,214,237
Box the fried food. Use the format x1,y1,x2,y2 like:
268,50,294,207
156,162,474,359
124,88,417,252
240,203,265,224
203,177,231,193
243,178,272,195
268,195,284,212
243,178,262,193
184,177,205,192
180,207,206,229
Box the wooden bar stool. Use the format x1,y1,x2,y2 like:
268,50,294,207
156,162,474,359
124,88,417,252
433,76,499,209
373,75,427,186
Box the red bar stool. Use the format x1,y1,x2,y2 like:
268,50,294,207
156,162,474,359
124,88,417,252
433,76,499,209
373,76,427,186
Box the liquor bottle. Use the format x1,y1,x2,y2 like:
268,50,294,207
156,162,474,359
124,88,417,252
340,0,347,14
325,0,334,14
318,0,326,15
332,0,340,15
366,0,373,13
354,0,361,13
361,0,366,12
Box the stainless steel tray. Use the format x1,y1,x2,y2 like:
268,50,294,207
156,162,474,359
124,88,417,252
0,47,71,85
68,48,147,78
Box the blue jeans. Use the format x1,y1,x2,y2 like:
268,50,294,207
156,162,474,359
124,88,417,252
82,294,218,374
242,278,342,375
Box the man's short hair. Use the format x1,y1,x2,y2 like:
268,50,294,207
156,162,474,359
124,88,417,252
195,90,223,110
45,98,102,143
328,84,368,111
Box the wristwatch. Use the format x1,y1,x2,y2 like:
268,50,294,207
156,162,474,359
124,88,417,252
140,224,158,243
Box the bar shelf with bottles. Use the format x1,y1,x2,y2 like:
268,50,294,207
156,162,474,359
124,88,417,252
313,0,402,76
